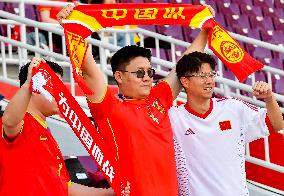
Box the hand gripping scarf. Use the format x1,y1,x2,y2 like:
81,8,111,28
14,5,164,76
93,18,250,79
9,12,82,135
30,63,126,195
62,3,263,94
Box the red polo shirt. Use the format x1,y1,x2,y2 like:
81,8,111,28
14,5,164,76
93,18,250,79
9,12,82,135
0,113,70,195
88,81,178,196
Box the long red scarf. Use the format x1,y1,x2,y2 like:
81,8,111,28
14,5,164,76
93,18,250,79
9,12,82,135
30,63,124,194
62,3,263,94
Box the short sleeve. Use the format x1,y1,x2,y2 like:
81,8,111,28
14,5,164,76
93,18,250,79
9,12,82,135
0,118,24,145
150,81,173,109
87,86,117,120
239,100,271,143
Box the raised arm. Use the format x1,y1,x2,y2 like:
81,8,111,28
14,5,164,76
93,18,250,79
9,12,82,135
2,58,45,138
56,4,107,102
164,29,210,99
164,5,214,100
253,81,284,132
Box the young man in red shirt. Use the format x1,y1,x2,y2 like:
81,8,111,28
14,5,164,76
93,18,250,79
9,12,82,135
0,57,126,195
57,4,214,195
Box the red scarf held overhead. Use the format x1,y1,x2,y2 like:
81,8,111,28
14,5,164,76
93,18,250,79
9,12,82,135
30,63,125,195
62,3,263,94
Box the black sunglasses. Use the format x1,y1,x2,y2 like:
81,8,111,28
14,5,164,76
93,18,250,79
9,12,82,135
119,68,155,78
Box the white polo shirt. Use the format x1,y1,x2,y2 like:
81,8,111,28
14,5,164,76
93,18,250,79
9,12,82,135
169,97,271,196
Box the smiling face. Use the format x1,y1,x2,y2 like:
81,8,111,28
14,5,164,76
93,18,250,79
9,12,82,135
114,56,153,100
180,63,215,101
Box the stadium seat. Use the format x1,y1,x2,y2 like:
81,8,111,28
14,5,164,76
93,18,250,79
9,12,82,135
144,0,168,3
150,48,169,61
234,27,261,40
225,15,251,30
204,0,218,12
168,0,192,3
216,2,241,16
272,51,284,64
272,18,284,32
250,16,274,31
253,0,274,8
214,13,227,28
25,5,39,21
274,77,284,94
140,25,157,33
231,0,253,6
269,58,284,70
77,156,99,173
223,67,236,81
252,47,273,65
254,70,267,82
0,2,5,11
260,30,284,45
166,45,187,62
182,27,200,43
157,25,184,41
262,7,284,19
274,0,284,9
240,4,262,18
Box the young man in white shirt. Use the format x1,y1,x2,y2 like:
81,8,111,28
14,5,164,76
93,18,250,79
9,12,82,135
169,51,284,196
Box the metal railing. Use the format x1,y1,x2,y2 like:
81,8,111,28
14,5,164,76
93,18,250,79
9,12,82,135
0,0,283,179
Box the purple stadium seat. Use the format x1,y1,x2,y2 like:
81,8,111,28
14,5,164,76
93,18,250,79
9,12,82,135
140,25,157,33
77,156,99,173
0,3,5,36
252,47,273,65
260,30,284,45
0,2,5,10
168,0,192,3
145,0,168,3
274,0,284,9
274,77,284,94
240,4,262,17
191,0,203,4
25,5,39,21
225,15,251,30
150,48,169,61
250,16,274,31
272,18,284,32
150,48,170,79
272,51,284,63
231,0,253,6
216,2,241,16
214,13,227,28
269,58,284,70
157,25,184,40
254,70,267,82
245,44,258,57
263,7,284,19
205,0,218,11
235,27,261,40
253,0,274,8
183,27,200,43
121,0,144,2
223,67,236,80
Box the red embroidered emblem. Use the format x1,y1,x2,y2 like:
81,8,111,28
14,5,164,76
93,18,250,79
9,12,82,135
219,120,232,131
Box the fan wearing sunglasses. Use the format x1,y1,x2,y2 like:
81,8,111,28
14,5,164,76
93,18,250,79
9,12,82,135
57,4,214,196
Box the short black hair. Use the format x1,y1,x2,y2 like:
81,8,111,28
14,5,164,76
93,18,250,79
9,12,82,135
19,60,63,87
176,51,216,79
110,45,152,73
